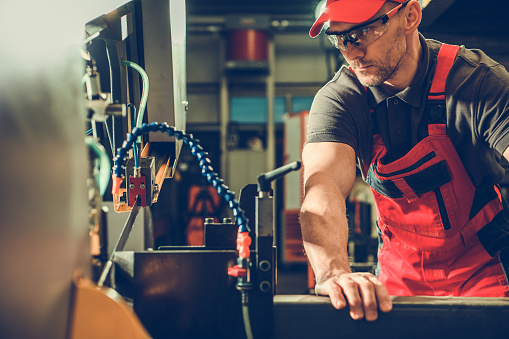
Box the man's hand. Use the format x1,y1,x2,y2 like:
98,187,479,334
315,271,392,321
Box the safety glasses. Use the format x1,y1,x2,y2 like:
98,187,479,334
325,0,409,51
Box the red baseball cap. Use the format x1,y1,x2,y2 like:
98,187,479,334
309,0,406,38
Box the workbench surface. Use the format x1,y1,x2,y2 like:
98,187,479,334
274,295,509,338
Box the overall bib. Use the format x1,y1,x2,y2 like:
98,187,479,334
365,44,509,296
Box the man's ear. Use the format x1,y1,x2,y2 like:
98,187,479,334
404,0,422,34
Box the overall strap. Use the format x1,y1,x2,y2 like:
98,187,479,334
427,44,461,134
428,44,461,101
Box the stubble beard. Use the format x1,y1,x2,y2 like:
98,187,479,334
356,51,402,87
356,31,406,87
357,64,392,87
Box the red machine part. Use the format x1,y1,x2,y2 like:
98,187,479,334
185,185,222,246
128,176,147,207
226,29,268,61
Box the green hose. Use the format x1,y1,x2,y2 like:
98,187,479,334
242,304,254,339
85,136,111,197
123,60,149,129
242,292,254,339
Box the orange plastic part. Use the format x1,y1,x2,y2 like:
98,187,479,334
236,232,251,259
111,175,123,195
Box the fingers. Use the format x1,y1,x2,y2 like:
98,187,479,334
315,279,347,309
354,276,377,321
366,274,393,313
315,273,392,322
327,283,347,309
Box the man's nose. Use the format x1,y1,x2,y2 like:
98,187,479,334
342,42,365,60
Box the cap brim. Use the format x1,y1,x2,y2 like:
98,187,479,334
309,0,388,38
309,12,329,38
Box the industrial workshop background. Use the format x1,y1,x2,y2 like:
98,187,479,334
1,0,509,338
181,0,509,276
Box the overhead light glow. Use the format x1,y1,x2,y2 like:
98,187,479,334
314,0,327,20
170,0,186,46
422,0,432,8
79,0,128,24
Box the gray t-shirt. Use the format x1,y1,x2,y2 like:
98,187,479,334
307,34,509,189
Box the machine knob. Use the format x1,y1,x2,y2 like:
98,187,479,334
228,265,247,277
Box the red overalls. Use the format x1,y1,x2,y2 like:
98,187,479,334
365,44,509,296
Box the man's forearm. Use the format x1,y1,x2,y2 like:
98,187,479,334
300,197,352,281
299,142,391,320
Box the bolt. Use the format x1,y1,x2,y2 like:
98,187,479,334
259,281,271,293
259,260,271,272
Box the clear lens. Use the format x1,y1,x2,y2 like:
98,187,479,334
326,0,408,50
327,21,389,51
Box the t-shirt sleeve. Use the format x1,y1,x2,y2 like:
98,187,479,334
306,68,371,155
475,63,509,156
305,67,373,176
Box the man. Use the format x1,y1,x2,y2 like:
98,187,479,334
300,0,509,322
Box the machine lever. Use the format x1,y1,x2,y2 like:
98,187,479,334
257,161,302,192
97,196,142,287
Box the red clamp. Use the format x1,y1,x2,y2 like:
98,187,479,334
228,265,247,277
128,176,147,207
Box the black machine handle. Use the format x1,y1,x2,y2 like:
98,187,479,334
257,161,302,192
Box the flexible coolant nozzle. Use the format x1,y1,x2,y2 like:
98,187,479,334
111,175,123,195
